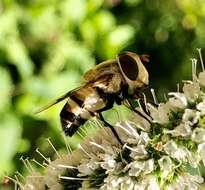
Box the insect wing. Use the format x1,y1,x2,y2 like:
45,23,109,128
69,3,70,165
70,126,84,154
83,59,117,82
34,86,82,114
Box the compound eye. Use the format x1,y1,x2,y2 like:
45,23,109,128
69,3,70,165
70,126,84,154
118,53,139,81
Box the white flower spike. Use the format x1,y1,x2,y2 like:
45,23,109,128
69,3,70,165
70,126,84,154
16,49,205,190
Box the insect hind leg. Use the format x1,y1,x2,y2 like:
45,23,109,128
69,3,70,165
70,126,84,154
99,113,123,145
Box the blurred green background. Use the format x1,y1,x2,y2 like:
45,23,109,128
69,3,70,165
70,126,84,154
0,0,205,188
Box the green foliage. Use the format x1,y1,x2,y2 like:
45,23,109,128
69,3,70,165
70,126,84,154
0,0,134,179
0,0,205,184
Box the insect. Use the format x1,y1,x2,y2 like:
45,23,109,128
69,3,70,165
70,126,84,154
36,51,149,145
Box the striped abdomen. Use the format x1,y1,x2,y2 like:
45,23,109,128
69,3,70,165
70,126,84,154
60,86,109,136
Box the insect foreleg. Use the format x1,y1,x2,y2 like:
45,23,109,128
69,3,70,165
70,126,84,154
99,113,123,145
126,99,152,124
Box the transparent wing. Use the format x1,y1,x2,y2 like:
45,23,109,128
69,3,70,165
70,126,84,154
83,59,117,82
34,86,82,114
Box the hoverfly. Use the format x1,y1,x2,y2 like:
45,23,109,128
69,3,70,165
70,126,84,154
36,52,149,145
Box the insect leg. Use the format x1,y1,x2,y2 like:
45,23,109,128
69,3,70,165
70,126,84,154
99,113,123,145
126,99,152,124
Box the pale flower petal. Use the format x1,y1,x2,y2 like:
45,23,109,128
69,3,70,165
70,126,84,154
198,71,205,87
197,143,205,165
78,157,99,176
191,128,205,143
168,92,188,109
129,144,148,159
163,141,178,156
196,100,205,111
148,102,172,124
163,141,190,162
144,176,160,190
120,176,134,190
158,156,173,178
167,173,203,190
183,82,200,102
100,154,116,172
182,109,200,124
24,172,45,190
164,122,192,137
143,159,154,174
128,161,145,176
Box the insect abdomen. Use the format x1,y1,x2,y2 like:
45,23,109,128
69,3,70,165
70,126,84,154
60,104,86,136
60,86,107,136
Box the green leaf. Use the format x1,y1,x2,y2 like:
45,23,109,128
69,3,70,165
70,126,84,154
0,114,22,177
104,25,135,58
0,67,12,112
